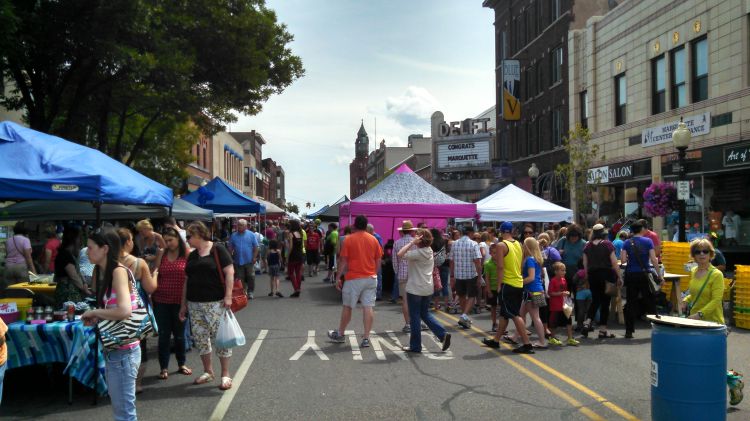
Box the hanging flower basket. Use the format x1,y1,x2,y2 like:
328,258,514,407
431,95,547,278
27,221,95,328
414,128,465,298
643,182,677,217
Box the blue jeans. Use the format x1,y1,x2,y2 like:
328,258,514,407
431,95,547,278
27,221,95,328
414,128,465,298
105,345,141,421
407,293,447,351
376,267,383,299
153,302,186,370
0,361,6,407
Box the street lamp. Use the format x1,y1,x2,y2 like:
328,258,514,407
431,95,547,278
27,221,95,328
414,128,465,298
528,163,540,196
671,117,691,242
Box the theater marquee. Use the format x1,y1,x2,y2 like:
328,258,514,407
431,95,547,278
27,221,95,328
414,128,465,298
436,139,491,172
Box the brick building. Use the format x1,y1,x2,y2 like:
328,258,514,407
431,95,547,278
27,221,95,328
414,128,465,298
262,157,286,206
186,134,212,192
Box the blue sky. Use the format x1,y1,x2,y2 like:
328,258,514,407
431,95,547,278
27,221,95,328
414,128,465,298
235,0,495,212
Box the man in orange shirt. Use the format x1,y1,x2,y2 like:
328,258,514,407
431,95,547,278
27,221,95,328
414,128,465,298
328,215,382,348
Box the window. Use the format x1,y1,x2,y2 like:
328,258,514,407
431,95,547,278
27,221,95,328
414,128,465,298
615,74,627,126
527,66,536,98
550,0,561,23
579,91,588,129
244,167,250,187
195,143,201,165
537,64,544,93
692,37,708,102
652,55,665,114
202,145,207,168
670,47,686,108
551,108,563,148
551,46,563,85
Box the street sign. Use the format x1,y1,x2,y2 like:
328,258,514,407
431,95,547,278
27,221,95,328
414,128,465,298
677,181,690,200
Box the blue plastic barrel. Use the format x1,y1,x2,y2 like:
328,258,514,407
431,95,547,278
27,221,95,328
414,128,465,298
651,318,726,421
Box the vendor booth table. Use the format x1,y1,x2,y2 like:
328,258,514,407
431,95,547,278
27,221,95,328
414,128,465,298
7,282,56,296
6,320,107,401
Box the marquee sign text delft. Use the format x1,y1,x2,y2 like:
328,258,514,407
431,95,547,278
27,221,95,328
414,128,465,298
436,117,491,171
641,112,711,147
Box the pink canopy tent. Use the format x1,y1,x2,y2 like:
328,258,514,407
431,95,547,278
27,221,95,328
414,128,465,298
339,164,477,242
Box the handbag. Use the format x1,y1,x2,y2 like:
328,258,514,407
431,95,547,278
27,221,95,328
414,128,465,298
629,239,660,294
213,246,248,313
686,268,715,316
432,266,443,292
605,280,618,297
434,246,447,267
97,267,154,350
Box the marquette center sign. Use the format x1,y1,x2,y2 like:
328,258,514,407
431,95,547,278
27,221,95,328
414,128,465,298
437,140,491,171
642,112,711,147
501,60,521,121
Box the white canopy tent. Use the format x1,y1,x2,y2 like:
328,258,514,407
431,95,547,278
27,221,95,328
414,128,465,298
476,184,574,223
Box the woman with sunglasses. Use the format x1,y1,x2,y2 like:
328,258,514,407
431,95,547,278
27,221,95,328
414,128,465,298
682,238,744,406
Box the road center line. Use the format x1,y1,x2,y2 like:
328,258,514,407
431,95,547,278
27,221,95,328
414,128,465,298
432,313,605,421
436,312,641,421
209,329,269,421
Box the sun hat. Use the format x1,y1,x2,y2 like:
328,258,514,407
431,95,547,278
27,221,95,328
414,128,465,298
397,220,415,232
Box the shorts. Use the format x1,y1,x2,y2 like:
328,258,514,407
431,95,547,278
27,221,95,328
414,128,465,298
268,264,280,277
548,310,572,328
575,288,592,301
342,277,377,308
488,291,500,306
455,277,478,298
499,283,524,319
306,250,320,265
525,291,547,308
398,278,408,295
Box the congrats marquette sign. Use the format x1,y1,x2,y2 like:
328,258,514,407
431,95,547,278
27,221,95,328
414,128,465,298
501,60,520,121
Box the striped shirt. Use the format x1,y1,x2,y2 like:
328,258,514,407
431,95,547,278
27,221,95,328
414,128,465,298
449,236,481,279
392,235,414,280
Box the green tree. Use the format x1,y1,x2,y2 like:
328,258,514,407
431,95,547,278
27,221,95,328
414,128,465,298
0,0,304,189
555,124,604,224
285,202,299,215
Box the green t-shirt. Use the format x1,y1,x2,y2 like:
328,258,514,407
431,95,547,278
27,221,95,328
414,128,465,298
328,230,339,245
484,259,499,290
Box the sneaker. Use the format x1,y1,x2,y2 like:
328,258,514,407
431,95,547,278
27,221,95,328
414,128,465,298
458,318,471,329
360,338,371,348
402,324,411,333
275,292,284,298
624,331,634,339
441,334,452,351
567,338,580,346
482,338,500,348
421,322,429,331
290,291,300,298
512,344,535,354
327,330,345,343
548,337,563,346
267,292,273,297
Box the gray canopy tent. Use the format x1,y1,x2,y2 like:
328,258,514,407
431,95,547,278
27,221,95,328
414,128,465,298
0,198,213,221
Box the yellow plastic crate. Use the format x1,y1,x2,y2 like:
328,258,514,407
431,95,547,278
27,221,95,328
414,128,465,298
734,313,750,329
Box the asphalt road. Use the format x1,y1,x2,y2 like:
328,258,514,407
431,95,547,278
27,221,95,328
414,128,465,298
3,271,750,420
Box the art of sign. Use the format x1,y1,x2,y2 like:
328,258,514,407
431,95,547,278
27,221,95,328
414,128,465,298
437,140,490,171
641,112,711,147
587,164,633,184
724,143,750,167
438,118,491,138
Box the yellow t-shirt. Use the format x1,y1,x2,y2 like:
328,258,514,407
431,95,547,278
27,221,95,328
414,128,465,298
685,265,725,324
502,239,523,288
0,318,8,366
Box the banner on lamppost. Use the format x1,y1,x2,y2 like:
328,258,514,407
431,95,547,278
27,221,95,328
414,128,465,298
501,60,520,121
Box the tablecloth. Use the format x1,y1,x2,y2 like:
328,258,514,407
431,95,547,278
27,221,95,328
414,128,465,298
6,321,107,394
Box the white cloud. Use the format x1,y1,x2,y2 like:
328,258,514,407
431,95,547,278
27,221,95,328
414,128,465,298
333,155,352,165
385,86,441,129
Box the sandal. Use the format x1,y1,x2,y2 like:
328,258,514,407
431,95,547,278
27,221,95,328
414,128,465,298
158,370,169,380
219,377,233,391
502,335,518,345
177,366,193,376
598,331,615,339
193,372,215,385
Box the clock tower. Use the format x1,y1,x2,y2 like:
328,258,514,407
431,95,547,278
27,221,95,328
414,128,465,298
349,121,369,198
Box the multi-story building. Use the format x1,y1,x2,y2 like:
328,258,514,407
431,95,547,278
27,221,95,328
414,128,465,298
227,131,265,198
211,132,245,191
349,122,369,198
262,157,286,206
482,0,612,205
569,0,750,251
366,134,432,188
185,134,213,192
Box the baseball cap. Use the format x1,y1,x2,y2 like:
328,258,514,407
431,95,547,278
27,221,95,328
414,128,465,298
500,221,513,233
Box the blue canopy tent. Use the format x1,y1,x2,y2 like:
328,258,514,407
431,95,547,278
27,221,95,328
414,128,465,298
0,121,173,206
0,198,212,221
307,205,329,218
182,177,265,214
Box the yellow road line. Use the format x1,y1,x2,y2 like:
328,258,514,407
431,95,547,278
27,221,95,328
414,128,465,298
435,311,641,421
432,313,605,421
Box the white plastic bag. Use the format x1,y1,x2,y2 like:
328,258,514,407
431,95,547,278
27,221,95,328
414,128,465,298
562,296,574,319
216,310,246,349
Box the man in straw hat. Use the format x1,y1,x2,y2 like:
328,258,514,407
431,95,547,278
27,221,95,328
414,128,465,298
393,220,416,332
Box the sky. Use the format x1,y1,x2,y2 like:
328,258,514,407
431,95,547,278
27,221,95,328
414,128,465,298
234,0,495,213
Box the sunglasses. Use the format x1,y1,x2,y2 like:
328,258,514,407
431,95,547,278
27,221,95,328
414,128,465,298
693,249,711,255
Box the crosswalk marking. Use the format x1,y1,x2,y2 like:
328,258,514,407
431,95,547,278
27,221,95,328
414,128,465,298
289,330,330,361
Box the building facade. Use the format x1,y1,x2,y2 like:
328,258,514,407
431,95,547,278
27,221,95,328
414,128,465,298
186,134,213,192
211,132,244,191
349,122,369,199
483,0,613,204
262,157,286,206
366,134,432,188
569,0,750,249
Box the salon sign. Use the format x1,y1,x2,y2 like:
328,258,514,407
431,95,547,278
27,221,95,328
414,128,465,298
641,112,711,147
